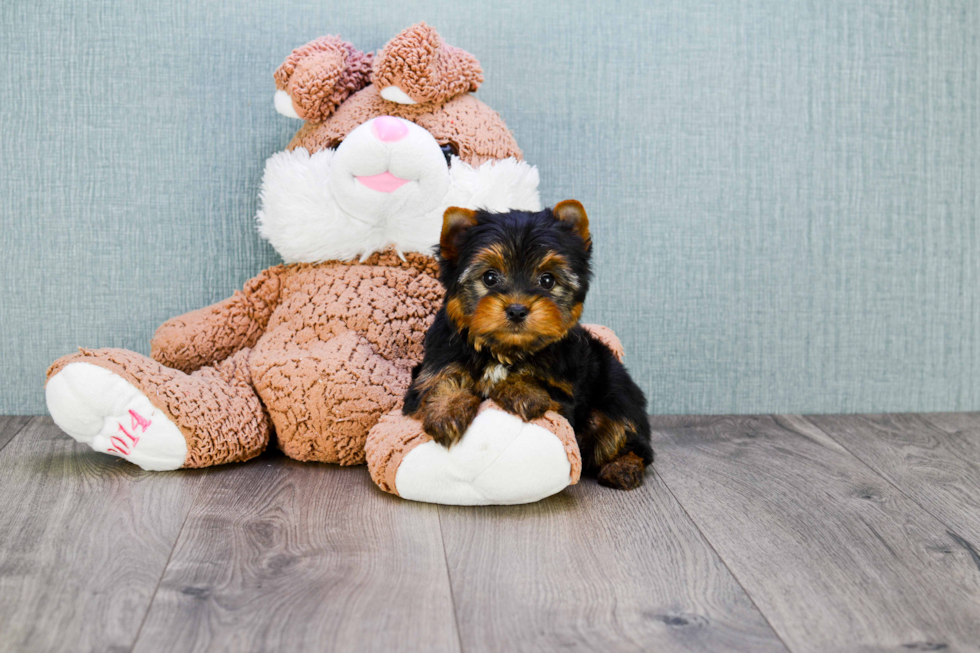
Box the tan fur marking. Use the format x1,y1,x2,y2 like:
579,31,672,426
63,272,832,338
537,251,569,271
446,297,469,330
410,362,481,447
469,294,516,341
474,244,509,276
489,373,559,421
524,296,569,341
597,451,646,490
541,375,574,397
553,199,591,244
585,412,635,467
411,361,463,394
468,294,577,356
417,389,481,447
440,207,478,263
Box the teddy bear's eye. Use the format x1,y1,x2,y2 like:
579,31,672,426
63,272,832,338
440,142,459,165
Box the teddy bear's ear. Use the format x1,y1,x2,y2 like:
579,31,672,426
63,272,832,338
372,22,483,106
274,36,373,122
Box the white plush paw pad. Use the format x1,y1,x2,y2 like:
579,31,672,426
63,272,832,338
45,362,187,471
394,408,572,506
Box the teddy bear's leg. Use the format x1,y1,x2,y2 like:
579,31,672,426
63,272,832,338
253,330,413,466
366,402,582,505
46,347,269,470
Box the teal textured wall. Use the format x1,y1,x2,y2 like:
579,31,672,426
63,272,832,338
1,0,977,415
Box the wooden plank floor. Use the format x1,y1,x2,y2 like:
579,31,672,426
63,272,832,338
1,414,978,653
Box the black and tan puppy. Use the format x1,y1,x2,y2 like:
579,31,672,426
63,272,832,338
403,201,653,490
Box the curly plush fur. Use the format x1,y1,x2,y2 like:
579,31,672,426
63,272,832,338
274,35,374,122
372,22,483,105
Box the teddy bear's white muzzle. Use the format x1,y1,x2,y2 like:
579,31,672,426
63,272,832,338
329,116,450,226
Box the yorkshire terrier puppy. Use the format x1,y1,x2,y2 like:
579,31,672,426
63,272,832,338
403,201,653,490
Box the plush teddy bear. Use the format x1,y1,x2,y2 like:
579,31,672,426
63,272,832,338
45,23,624,505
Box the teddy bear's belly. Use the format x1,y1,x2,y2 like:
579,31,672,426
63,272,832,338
248,327,414,465
245,261,441,465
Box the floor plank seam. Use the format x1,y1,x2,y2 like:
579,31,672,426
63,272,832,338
650,466,794,653
799,415,980,564
436,508,466,653
127,469,209,653
0,415,34,454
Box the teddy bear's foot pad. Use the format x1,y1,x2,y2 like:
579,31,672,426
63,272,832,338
394,408,574,505
46,362,187,471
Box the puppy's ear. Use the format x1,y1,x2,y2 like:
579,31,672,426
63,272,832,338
440,207,479,263
553,200,590,244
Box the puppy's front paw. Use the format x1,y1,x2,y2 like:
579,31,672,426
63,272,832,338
491,381,555,422
419,391,482,448
597,452,647,490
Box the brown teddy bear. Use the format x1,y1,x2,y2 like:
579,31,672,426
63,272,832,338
45,23,623,505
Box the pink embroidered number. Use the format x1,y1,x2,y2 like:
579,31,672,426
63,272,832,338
130,409,151,432
107,410,152,456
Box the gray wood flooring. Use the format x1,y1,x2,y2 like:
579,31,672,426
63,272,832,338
1,414,978,653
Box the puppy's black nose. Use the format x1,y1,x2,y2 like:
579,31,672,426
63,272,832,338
505,304,529,323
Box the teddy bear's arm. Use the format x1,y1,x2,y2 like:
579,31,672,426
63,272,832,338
581,323,624,362
150,266,284,373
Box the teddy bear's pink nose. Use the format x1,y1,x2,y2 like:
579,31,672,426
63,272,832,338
372,116,409,143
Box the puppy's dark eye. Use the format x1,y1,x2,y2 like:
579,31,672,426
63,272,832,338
482,270,500,287
539,273,556,290
440,142,459,165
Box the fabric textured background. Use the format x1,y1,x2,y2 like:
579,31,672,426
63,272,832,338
1,0,977,415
